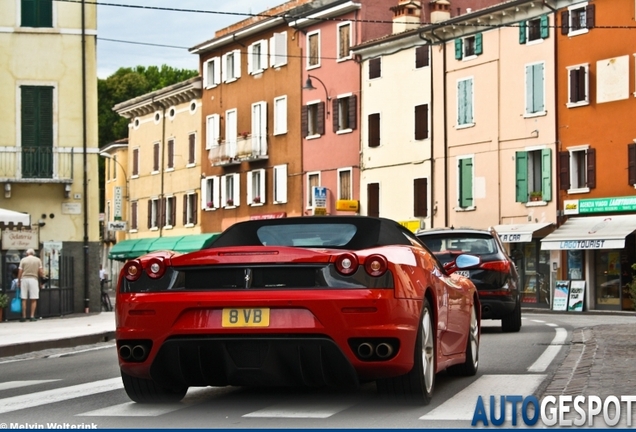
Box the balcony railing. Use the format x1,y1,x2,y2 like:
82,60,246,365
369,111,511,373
208,134,268,166
0,146,75,182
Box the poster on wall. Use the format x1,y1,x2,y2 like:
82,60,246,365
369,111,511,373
553,281,570,311
568,281,586,312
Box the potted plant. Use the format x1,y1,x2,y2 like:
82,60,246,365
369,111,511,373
240,131,249,139
206,201,214,209
252,196,261,204
0,292,9,321
226,198,234,207
529,191,542,202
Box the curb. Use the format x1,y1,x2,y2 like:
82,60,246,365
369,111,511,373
0,331,116,358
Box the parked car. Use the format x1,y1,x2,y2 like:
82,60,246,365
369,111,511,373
115,216,480,405
417,227,521,333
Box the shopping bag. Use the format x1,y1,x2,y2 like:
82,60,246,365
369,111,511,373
10,289,21,313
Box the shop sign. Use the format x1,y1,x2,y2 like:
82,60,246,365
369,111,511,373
499,233,532,243
398,220,421,233
250,212,286,220
552,281,570,311
114,186,123,220
578,195,636,214
108,221,128,231
2,230,38,250
563,200,579,215
567,281,585,312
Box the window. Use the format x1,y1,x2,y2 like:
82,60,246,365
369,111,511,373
337,23,351,60
273,164,288,204
152,143,160,173
338,168,352,201
106,158,110,182
629,143,636,187
567,65,589,106
515,149,552,203
560,147,595,192
415,45,429,68
519,15,549,43
274,96,287,135
367,183,380,217
457,78,474,127
333,95,357,132
222,50,241,82
369,58,381,79
188,133,196,165
21,0,52,27
307,31,320,68
221,173,239,207
302,102,325,138
203,57,221,88
21,85,53,178
561,3,595,36
225,109,237,158
247,169,266,205
307,172,320,208
164,196,176,227
414,104,429,140
455,33,483,60
270,32,288,68
251,101,267,156
202,176,219,209
131,202,138,230
183,193,198,225
148,198,160,229
414,178,428,217
248,40,268,75
132,148,139,177
368,113,380,148
206,114,220,150
112,155,117,180
457,156,474,209
166,139,174,170
525,63,545,115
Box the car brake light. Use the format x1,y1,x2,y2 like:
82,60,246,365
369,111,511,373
480,260,511,273
146,257,166,279
364,254,388,277
335,252,359,275
123,260,143,282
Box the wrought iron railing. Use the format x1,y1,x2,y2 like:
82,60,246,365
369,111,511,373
208,134,268,166
0,146,75,181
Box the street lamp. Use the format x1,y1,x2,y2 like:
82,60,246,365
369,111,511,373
99,152,129,199
303,75,330,117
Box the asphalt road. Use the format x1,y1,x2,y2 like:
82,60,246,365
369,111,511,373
0,313,633,429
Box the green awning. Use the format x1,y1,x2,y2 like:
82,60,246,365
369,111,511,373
108,233,220,261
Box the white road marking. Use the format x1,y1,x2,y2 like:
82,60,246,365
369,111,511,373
420,374,546,421
531,319,545,323
527,327,567,373
243,399,356,418
0,378,122,414
47,343,116,359
0,380,61,391
545,323,558,327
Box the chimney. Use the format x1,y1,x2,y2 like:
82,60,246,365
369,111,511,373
430,0,451,24
390,0,422,34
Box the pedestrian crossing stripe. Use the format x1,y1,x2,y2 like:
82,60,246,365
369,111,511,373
0,380,61,391
242,399,356,419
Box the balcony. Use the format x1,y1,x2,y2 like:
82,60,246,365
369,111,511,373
208,134,268,167
0,146,75,183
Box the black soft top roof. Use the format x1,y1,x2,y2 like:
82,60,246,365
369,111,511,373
209,216,415,250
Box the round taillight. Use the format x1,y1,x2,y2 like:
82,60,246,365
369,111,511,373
123,261,143,281
335,253,359,276
364,254,388,277
146,257,166,279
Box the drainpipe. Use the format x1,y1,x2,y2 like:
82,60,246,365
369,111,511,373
156,100,166,238
419,32,434,228
81,0,89,313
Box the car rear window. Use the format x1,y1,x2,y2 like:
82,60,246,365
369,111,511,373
257,224,357,247
419,234,497,255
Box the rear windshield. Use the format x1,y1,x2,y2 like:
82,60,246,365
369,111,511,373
257,224,357,247
419,234,497,255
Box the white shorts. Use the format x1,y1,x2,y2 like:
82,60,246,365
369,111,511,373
20,278,39,300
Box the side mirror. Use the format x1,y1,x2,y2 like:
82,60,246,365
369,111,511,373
455,254,480,269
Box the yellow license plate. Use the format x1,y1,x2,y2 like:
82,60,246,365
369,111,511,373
222,308,270,327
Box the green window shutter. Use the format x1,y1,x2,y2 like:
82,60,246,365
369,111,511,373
21,0,36,27
38,86,54,147
533,63,544,112
454,39,463,60
459,158,473,208
22,0,53,27
541,148,552,202
540,15,549,39
519,21,527,44
38,0,53,27
21,86,37,147
515,151,528,202
474,33,483,55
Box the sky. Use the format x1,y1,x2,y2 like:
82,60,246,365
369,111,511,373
97,1,277,78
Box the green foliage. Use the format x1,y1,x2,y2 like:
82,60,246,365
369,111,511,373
0,292,9,308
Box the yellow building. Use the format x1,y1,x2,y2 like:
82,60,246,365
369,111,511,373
0,0,100,314
106,77,218,269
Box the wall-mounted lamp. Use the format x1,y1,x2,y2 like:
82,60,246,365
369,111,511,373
64,184,72,198
303,75,331,117
4,183,11,199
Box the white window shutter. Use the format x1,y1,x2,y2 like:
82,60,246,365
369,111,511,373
213,57,221,85
201,178,207,209
247,44,254,74
274,164,288,203
260,40,268,71
203,60,210,88
247,171,253,203
234,50,242,78
233,173,240,206
259,168,266,203
221,53,227,82
270,32,287,67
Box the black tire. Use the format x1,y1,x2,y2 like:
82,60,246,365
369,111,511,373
376,298,435,405
501,300,522,333
121,370,188,403
447,301,479,376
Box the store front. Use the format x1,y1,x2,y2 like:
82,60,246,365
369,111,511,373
541,214,636,311
494,223,554,308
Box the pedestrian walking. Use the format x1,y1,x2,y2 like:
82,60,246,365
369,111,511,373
17,248,44,322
